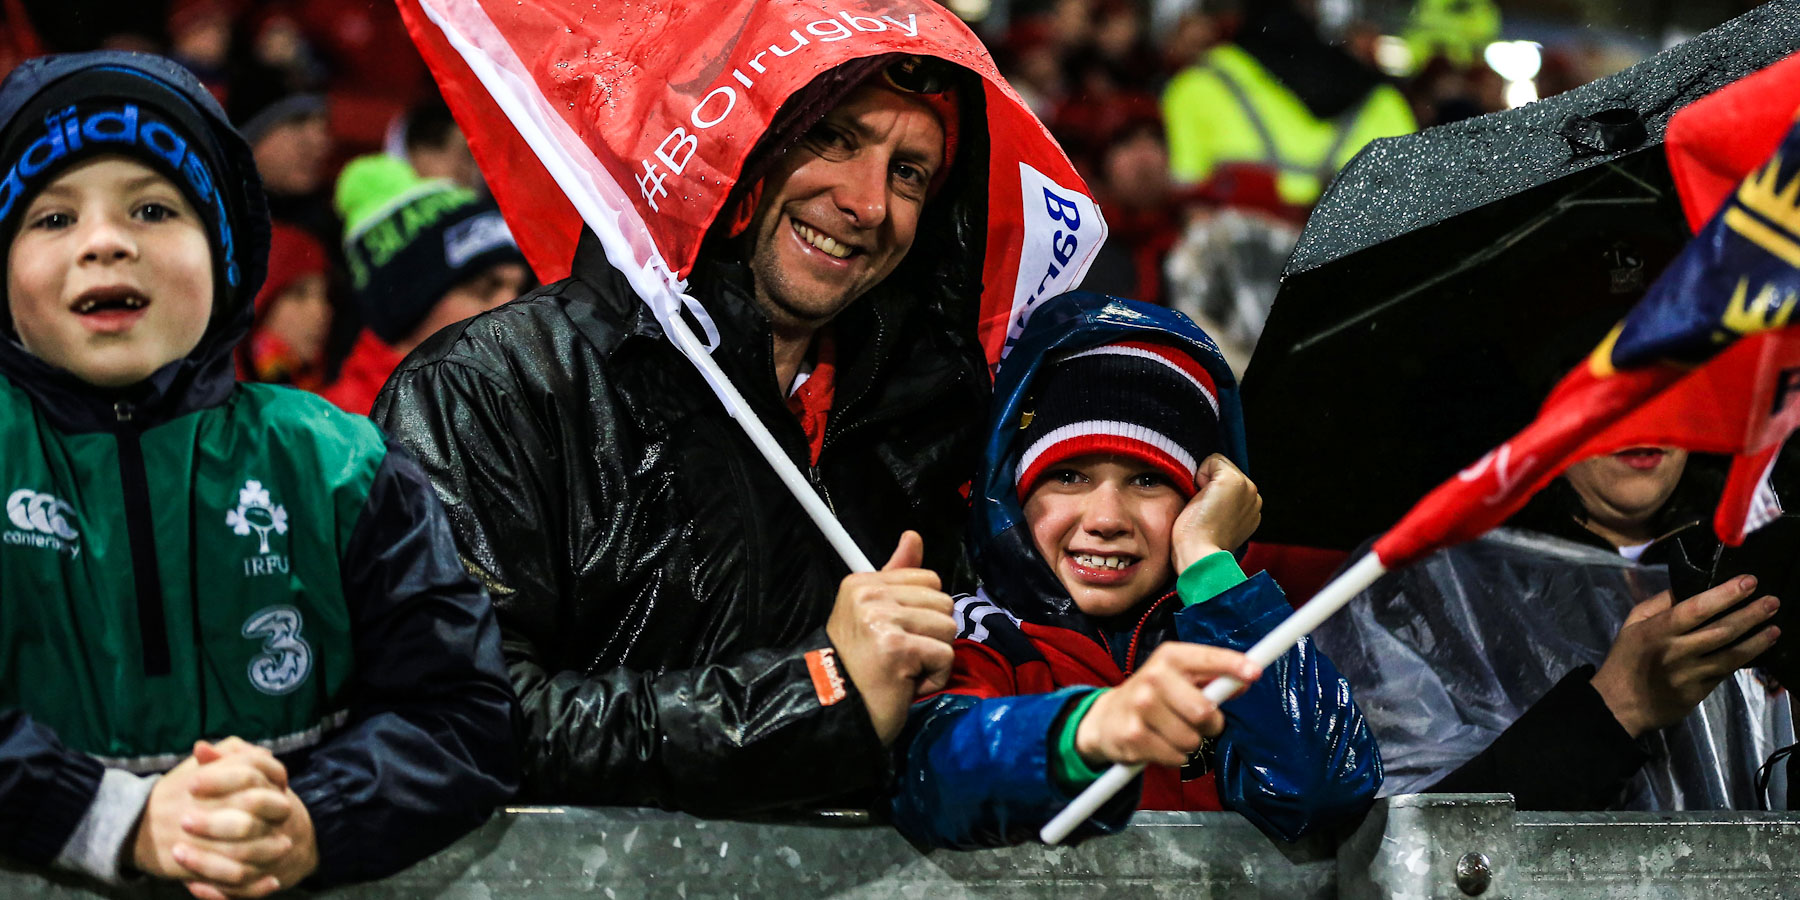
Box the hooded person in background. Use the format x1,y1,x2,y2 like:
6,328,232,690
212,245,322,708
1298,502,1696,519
232,91,334,244
372,55,991,812
0,51,517,894
891,293,1380,847
238,222,331,389
1314,447,1794,810
320,154,528,416
399,97,481,192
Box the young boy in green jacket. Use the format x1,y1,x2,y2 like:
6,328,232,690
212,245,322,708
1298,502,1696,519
0,51,518,896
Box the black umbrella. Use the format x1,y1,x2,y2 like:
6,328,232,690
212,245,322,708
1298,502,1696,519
1241,0,1800,552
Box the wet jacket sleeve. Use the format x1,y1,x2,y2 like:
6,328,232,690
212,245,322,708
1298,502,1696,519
288,440,521,886
1176,572,1383,841
373,359,888,812
889,688,1137,848
1426,665,1648,810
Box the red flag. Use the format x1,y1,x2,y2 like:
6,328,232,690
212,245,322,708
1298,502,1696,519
1374,101,1800,568
396,0,1106,369
1667,51,1800,231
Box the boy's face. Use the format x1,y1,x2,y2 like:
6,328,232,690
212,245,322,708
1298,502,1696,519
7,157,213,388
1022,454,1186,618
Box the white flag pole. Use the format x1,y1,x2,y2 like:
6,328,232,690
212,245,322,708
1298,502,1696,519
1038,552,1388,844
416,0,875,574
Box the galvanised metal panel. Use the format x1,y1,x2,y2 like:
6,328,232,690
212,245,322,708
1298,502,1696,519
5,797,1800,898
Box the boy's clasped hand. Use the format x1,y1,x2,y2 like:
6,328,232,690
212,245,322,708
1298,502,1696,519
133,738,317,899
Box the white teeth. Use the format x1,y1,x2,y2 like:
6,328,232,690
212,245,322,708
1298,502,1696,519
72,294,146,313
1073,553,1132,570
794,222,852,259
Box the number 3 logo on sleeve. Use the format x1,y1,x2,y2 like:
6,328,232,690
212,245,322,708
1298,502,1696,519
242,605,314,695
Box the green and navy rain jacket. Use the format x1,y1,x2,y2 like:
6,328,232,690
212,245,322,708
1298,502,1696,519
0,51,517,888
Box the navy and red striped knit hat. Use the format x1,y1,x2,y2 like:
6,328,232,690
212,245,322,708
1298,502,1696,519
1014,338,1222,499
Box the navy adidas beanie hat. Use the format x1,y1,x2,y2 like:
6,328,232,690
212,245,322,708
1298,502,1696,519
0,63,248,309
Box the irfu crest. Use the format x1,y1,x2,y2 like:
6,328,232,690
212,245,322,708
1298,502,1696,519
226,479,289,554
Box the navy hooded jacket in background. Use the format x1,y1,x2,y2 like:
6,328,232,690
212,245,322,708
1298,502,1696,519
889,292,1382,847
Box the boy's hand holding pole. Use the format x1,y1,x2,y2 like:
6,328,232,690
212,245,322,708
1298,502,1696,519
1075,645,1259,768
133,738,319,898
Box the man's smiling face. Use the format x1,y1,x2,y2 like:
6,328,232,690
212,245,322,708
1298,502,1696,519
743,83,945,334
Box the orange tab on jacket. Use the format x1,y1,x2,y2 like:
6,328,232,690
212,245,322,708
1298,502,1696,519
804,647,847,707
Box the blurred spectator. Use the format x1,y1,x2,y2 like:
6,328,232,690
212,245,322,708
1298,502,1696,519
1164,193,1301,375
1161,0,1414,208
1341,19,1383,70
1407,55,1505,127
1403,0,1502,71
1076,109,1183,305
298,0,431,156
166,0,237,103
0,0,45,80
402,97,483,192
1086,0,1159,93
1537,45,1599,100
230,2,330,103
321,155,530,415
996,18,1064,120
1051,51,1155,166
298,0,428,102
238,91,338,241
1157,11,1220,78
1045,0,1096,51
240,224,334,390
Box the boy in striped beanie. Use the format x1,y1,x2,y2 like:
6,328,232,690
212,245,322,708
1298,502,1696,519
891,292,1379,847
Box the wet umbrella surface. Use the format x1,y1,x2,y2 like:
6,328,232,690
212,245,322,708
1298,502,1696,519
1243,0,1800,552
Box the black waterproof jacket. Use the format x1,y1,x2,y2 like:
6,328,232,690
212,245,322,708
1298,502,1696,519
372,230,988,811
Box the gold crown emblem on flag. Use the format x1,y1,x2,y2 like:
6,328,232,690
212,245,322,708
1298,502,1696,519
1728,152,1800,265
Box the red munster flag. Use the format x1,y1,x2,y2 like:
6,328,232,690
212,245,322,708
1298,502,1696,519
1667,50,1800,233
1375,110,1800,568
396,0,1106,369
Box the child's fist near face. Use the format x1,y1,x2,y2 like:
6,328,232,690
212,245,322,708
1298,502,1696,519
1171,454,1262,574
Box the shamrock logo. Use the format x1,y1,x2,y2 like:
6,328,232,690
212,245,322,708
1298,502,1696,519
226,480,289,554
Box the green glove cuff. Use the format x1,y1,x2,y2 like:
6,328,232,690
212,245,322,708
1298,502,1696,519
1050,689,1110,792
1176,551,1247,607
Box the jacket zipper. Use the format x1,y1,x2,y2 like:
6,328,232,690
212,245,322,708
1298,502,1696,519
114,402,172,677
818,315,888,454
1122,591,1177,675
808,465,837,516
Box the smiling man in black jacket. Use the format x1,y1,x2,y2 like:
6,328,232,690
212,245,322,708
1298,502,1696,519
372,57,990,812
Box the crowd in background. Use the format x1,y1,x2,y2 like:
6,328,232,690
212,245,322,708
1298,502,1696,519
0,3,1789,893
0,0,1618,384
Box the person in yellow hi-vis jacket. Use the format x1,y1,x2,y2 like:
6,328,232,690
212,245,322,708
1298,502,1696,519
1162,0,1415,208
1405,0,1503,70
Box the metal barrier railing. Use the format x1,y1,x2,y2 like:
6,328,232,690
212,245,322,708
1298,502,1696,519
7,795,1800,898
